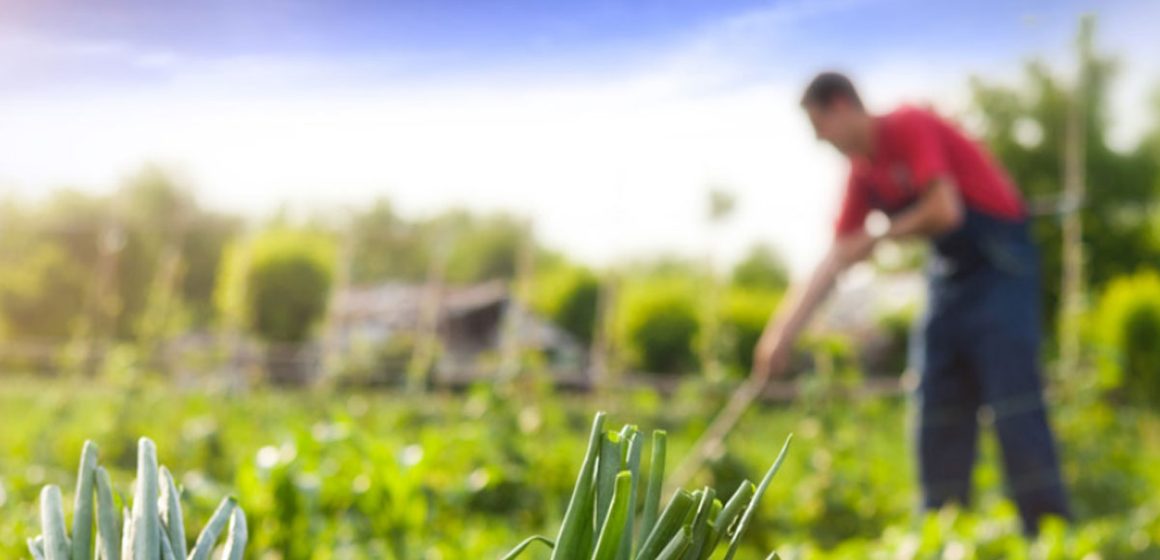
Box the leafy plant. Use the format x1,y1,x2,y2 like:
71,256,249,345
215,228,335,345
730,244,788,293
533,264,601,347
717,287,782,376
27,438,246,560
1092,270,1160,404
615,279,701,374
503,412,792,559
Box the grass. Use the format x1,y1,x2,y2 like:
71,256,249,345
0,375,1157,558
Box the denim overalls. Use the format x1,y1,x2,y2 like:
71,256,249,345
909,208,1071,533
907,207,1071,533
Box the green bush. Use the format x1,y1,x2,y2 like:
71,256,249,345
1092,270,1160,404
216,229,336,344
533,265,601,347
717,288,782,376
865,305,915,377
331,334,421,388
614,279,700,375
0,243,88,340
730,243,789,293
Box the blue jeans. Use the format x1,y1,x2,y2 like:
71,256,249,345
911,210,1070,534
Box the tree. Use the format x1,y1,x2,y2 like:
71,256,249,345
702,187,738,381
968,27,1160,337
347,198,430,284
109,169,243,337
621,255,707,282
180,211,243,327
346,205,537,286
730,243,789,292
0,242,89,339
438,211,528,284
0,169,242,344
0,191,108,346
114,168,195,338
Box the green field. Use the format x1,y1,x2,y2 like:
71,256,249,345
2,375,1157,559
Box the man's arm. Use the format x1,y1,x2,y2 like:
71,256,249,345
751,230,874,380
880,178,963,239
751,179,963,380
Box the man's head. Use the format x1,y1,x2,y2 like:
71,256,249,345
801,72,871,157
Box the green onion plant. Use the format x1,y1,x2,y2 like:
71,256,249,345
28,438,246,560
504,412,792,560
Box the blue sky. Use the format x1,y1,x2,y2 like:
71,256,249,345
0,0,1156,273
4,0,1145,92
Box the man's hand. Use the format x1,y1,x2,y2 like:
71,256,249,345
749,228,880,385
833,230,879,268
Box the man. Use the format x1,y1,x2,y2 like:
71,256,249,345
752,72,1070,533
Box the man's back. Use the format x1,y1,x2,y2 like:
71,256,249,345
836,106,1025,236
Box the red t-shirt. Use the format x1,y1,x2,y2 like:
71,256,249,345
833,105,1025,237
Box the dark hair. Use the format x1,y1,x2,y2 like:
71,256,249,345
801,72,863,110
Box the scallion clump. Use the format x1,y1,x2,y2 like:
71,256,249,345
504,412,792,560
28,438,246,560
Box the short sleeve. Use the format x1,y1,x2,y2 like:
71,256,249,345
834,172,871,238
897,109,950,189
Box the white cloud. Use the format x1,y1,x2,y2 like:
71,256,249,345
0,0,1155,278
0,31,178,76
0,1,869,276
0,70,845,274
